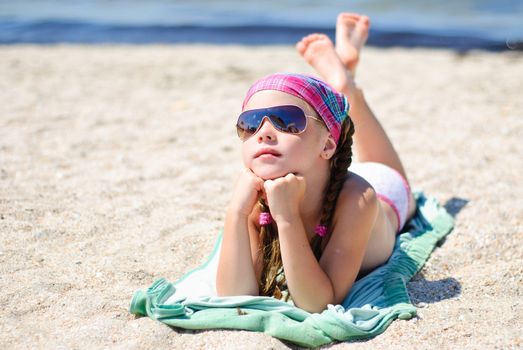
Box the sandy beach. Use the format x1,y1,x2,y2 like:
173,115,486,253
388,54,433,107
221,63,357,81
0,44,522,349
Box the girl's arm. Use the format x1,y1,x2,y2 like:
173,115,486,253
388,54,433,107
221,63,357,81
216,169,264,296
317,178,377,307
216,208,259,295
271,175,377,312
277,217,334,311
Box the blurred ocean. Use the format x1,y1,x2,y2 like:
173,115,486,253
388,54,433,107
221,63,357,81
1,0,522,50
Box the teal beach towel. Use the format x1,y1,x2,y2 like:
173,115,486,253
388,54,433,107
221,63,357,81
130,192,454,347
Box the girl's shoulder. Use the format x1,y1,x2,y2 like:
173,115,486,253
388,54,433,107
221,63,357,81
318,171,379,283
331,171,378,230
340,171,376,201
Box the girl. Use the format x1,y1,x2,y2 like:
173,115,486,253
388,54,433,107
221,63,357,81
216,13,416,313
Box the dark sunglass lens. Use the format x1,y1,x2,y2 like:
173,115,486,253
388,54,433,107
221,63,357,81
270,106,306,134
237,110,262,139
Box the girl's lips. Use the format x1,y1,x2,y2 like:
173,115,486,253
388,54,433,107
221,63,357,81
254,148,282,158
257,153,279,160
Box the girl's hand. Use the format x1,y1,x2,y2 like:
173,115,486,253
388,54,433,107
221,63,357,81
263,173,306,222
228,168,265,217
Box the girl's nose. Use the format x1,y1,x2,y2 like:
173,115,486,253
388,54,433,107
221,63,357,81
256,118,277,142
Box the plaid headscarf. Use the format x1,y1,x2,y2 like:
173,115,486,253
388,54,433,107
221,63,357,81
242,73,349,143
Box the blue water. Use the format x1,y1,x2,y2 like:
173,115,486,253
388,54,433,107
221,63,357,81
1,0,522,50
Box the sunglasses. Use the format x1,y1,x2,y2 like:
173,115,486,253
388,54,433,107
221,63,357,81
236,105,322,141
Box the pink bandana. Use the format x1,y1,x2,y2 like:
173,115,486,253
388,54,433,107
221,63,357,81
242,73,349,143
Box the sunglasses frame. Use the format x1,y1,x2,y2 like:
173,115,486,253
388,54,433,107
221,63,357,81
236,105,323,141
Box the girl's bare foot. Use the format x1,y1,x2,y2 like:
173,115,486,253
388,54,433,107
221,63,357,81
335,13,370,75
296,33,355,94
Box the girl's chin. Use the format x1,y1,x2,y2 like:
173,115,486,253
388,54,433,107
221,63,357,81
250,167,289,180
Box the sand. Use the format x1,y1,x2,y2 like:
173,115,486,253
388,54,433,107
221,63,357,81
0,44,522,349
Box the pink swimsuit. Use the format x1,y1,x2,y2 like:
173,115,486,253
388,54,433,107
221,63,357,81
349,162,412,233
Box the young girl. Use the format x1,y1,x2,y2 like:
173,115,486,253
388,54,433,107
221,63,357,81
216,13,416,313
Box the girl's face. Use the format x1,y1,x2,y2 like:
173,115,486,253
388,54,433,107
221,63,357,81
241,90,334,180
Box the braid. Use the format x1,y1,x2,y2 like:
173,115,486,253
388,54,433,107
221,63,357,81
311,116,356,259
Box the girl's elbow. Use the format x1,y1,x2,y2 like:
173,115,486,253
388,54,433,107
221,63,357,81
216,280,259,297
304,303,329,313
296,298,332,313
294,290,335,313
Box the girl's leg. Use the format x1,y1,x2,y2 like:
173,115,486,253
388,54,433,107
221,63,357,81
296,15,416,218
335,13,370,77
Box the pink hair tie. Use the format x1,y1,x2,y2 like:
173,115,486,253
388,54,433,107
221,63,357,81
315,225,328,237
259,212,273,225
